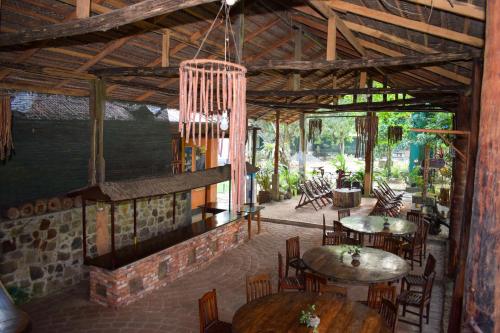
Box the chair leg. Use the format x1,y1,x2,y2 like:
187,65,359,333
402,304,406,317
426,303,431,324
285,263,289,277
419,306,423,333
419,249,423,267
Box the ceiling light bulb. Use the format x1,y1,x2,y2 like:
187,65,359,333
220,110,229,131
225,0,237,6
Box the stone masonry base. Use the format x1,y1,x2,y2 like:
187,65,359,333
89,217,247,307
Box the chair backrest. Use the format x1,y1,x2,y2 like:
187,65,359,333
286,236,301,262
198,289,219,333
323,232,343,246
372,233,387,249
383,237,402,256
342,235,361,246
406,211,422,224
367,284,396,310
338,209,351,220
333,220,343,233
278,252,284,281
304,272,327,293
424,254,437,278
422,271,436,303
246,273,273,303
379,298,398,333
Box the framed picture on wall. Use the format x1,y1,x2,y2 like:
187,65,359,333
184,146,193,172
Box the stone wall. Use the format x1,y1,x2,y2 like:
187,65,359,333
0,192,191,299
89,216,247,307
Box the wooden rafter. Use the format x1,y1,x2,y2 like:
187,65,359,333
401,0,484,21
327,1,484,48
0,0,218,47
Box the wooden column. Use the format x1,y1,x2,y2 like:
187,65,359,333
448,94,470,276
272,110,280,200
326,16,337,61
161,29,170,67
362,75,374,195
89,78,106,185
299,114,306,179
76,0,90,19
291,27,302,91
462,4,500,331
448,60,482,332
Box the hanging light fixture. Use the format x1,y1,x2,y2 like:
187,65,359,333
178,0,247,212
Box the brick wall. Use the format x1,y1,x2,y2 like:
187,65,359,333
0,193,191,299
89,217,247,307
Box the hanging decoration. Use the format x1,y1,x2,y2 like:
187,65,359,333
308,119,322,142
0,96,14,162
178,0,247,212
355,115,378,158
387,125,403,145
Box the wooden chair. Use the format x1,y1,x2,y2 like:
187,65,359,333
198,289,232,333
323,232,344,246
342,235,362,246
322,214,334,245
398,272,436,332
383,236,403,256
379,298,399,333
246,273,273,303
371,232,387,249
364,284,396,310
304,272,347,297
402,221,429,270
338,208,350,220
401,254,436,293
278,252,304,292
286,236,307,277
333,220,344,233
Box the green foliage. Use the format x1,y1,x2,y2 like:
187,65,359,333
279,166,300,195
349,170,364,184
256,161,273,192
7,286,30,305
407,166,424,187
330,154,347,172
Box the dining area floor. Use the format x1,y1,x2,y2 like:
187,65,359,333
22,220,445,333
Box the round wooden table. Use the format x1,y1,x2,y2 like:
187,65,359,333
232,292,390,333
302,246,410,284
333,188,361,208
340,216,417,236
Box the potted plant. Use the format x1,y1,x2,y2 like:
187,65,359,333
341,245,362,262
256,166,272,204
299,304,320,333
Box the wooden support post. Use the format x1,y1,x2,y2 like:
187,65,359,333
110,202,115,268
272,110,280,200
299,114,306,179
461,6,500,330
291,27,302,91
448,94,470,277
161,29,170,67
363,112,376,196
172,193,176,225
76,0,91,19
250,127,258,204
82,199,87,262
422,144,430,200
326,16,337,61
448,60,482,333
89,78,106,184
133,199,137,244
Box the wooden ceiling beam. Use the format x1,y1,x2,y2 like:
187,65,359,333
0,81,88,96
0,0,219,47
327,1,483,48
359,40,471,84
76,0,91,19
401,0,484,21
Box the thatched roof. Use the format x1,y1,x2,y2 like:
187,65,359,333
69,163,259,202
0,0,486,123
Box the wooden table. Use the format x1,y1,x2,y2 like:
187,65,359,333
302,246,410,284
333,188,361,208
232,292,390,333
340,216,417,237
198,202,263,240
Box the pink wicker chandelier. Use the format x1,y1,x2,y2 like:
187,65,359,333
178,0,247,212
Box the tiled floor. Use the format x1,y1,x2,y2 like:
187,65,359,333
22,221,445,333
